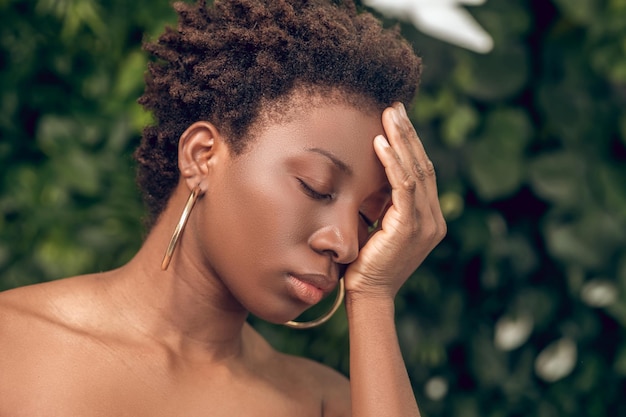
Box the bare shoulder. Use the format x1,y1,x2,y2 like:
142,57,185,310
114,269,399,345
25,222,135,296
246,327,351,417
291,353,351,417
0,277,92,356
0,280,59,333
0,284,49,374
0,276,107,412
0,275,98,327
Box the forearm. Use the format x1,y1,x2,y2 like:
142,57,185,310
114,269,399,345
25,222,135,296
346,292,420,417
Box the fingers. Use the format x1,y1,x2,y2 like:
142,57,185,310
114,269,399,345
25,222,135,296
373,135,416,214
380,103,437,201
375,103,446,240
384,103,436,183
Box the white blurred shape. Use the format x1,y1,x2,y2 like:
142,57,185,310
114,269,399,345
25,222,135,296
363,0,494,53
581,279,618,307
494,314,533,351
535,338,577,382
424,376,448,400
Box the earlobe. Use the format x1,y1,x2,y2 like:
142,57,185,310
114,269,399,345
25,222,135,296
178,121,225,192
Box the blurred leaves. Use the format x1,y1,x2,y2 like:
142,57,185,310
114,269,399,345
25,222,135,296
1,0,626,416
466,108,532,199
0,0,176,288
391,0,626,415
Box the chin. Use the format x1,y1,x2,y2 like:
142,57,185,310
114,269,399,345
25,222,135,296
246,306,300,326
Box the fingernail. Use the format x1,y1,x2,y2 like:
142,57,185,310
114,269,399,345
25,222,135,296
374,135,389,148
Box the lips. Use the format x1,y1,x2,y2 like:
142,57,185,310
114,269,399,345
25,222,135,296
286,273,337,306
293,273,337,292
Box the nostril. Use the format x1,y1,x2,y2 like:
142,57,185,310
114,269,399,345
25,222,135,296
327,249,339,260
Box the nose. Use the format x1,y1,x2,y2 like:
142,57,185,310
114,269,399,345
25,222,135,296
308,213,360,265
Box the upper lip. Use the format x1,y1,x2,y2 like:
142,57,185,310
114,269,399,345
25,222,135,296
290,273,338,294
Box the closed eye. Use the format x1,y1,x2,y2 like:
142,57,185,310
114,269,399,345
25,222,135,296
298,178,379,232
298,179,333,201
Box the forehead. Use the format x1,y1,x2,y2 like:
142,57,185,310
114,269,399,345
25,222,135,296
236,96,389,190
252,95,383,155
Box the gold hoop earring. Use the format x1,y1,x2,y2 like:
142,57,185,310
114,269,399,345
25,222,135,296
161,185,201,271
283,278,345,329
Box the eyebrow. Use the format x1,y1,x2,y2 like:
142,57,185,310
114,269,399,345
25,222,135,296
306,147,352,175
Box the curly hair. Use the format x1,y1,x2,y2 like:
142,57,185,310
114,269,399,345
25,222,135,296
135,0,422,227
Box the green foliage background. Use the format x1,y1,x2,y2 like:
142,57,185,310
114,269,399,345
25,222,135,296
1,0,625,415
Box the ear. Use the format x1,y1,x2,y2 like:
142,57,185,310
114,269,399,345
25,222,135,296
178,121,228,193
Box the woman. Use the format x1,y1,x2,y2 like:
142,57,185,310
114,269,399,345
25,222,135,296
0,0,445,416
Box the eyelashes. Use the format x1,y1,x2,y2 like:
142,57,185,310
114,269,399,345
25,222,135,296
364,217,380,233
298,178,378,232
297,178,333,201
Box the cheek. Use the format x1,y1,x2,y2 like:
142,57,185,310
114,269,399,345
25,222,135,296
206,169,314,263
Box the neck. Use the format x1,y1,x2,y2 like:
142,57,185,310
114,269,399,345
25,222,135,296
103,192,249,362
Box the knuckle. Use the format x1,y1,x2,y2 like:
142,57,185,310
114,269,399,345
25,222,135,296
418,216,447,243
437,221,448,240
401,176,417,192
426,159,436,176
411,161,426,181
424,224,439,241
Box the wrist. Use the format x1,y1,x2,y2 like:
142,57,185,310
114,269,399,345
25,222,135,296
343,271,399,303
344,290,396,318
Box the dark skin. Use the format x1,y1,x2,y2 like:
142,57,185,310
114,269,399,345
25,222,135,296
0,93,445,417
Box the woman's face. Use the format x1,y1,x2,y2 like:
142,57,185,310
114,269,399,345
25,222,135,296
195,99,391,323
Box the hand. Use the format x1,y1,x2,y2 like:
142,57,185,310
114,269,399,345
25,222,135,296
344,102,446,299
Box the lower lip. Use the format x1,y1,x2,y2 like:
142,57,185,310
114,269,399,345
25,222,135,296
286,275,325,306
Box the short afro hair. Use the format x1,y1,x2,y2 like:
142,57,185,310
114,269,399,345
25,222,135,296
134,0,422,226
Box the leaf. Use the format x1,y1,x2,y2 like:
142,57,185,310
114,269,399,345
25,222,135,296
535,338,578,383
113,49,148,100
553,0,598,24
51,148,101,196
441,104,479,148
455,42,529,101
528,151,585,206
466,108,532,200
544,208,625,268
